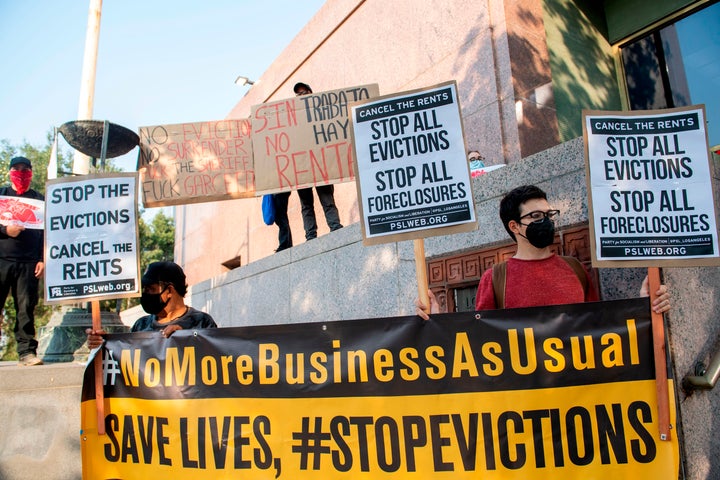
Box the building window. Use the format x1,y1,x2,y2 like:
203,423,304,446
620,2,720,146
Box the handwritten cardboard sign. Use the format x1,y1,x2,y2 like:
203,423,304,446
251,84,379,194
138,119,254,207
583,105,720,267
44,173,140,304
350,81,477,245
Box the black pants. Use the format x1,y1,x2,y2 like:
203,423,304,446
0,259,39,357
273,192,292,251
297,185,342,240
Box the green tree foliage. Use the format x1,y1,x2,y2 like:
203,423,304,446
0,134,73,189
140,209,175,267
120,209,176,310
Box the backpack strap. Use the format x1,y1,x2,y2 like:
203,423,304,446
560,256,589,298
491,261,507,309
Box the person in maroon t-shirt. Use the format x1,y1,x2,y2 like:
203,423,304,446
417,185,670,318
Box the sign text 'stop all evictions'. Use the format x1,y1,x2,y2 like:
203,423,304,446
351,81,476,245
584,106,720,267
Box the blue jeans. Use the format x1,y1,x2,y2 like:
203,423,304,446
0,259,40,357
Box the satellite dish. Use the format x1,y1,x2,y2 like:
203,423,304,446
58,120,139,159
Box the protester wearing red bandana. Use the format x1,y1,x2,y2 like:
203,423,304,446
0,156,45,365
9,168,33,195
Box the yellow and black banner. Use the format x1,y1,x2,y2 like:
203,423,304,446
80,298,680,479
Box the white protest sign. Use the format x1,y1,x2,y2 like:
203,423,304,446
584,105,720,267
44,173,141,304
0,196,44,229
351,81,476,245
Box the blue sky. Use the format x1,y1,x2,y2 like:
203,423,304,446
0,0,325,171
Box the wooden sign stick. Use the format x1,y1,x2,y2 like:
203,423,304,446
414,239,429,315
92,300,106,435
648,266,671,441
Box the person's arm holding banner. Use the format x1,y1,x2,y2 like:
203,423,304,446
641,275,671,313
86,262,217,349
416,184,671,319
416,281,669,320
416,278,671,320
416,289,440,320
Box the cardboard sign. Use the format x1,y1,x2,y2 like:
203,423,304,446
350,81,476,245
0,195,44,229
44,173,140,304
80,298,679,479
251,84,379,194
138,119,254,207
583,106,720,267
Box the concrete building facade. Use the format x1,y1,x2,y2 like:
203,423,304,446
171,1,720,478
3,1,716,479
177,0,719,285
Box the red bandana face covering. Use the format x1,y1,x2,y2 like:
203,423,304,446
9,170,32,195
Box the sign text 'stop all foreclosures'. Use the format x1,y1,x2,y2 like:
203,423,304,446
252,84,379,194
584,106,720,267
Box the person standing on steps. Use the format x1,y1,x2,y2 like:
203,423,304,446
293,81,343,241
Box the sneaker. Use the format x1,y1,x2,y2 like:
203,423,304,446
18,353,43,366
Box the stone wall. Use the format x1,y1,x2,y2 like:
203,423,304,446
186,137,720,479
187,138,649,328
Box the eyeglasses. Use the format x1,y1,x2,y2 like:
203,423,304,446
519,209,560,223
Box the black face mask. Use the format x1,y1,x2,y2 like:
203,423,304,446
140,286,169,315
519,216,555,248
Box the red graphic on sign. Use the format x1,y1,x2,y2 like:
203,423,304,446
0,197,42,226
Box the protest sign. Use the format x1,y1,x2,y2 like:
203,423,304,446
583,105,720,267
138,119,254,207
251,84,379,194
350,81,476,245
80,298,679,479
0,195,44,229
44,173,140,304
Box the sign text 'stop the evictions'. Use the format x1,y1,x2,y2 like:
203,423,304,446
138,119,254,207
351,82,476,245
583,106,720,267
252,84,379,194
44,173,140,304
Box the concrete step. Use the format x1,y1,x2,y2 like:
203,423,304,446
0,361,85,480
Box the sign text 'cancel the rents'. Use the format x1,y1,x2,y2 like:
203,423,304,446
583,105,720,267
351,81,476,245
45,173,140,303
